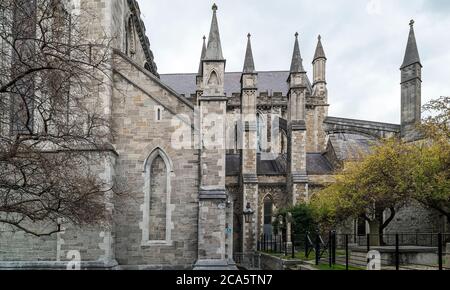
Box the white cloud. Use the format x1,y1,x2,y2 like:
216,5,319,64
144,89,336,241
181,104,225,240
138,0,450,124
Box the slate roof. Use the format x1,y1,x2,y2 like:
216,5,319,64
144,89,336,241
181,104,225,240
306,153,334,175
328,133,378,161
160,71,313,98
225,153,333,176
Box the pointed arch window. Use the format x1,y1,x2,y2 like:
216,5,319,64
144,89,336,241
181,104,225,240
125,16,136,57
142,148,173,246
263,195,274,235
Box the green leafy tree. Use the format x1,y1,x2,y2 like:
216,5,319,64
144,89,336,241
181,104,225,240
311,139,415,246
413,97,450,223
273,203,317,246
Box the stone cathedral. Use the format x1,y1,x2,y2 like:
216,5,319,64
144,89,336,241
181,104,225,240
0,1,444,270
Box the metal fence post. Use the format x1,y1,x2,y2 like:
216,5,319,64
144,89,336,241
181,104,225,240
366,233,370,264
395,233,400,270
274,235,276,252
305,233,309,258
271,235,273,252
345,234,349,271
284,237,288,256
328,231,332,268
264,234,267,251
315,233,320,266
332,231,336,265
366,234,370,252
438,233,443,271
292,236,295,259
279,235,282,254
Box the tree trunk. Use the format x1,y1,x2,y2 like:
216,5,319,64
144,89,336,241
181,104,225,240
368,220,380,246
379,207,396,246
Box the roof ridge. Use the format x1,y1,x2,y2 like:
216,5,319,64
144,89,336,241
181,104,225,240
160,70,291,76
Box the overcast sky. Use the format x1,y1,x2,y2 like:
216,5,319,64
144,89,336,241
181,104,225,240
138,0,450,124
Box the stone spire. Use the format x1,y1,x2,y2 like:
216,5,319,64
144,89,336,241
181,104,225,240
401,20,421,69
198,35,207,75
313,35,326,62
400,20,422,141
204,3,224,61
290,32,305,73
243,33,255,73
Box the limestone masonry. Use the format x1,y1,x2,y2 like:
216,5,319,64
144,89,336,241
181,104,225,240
0,1,446,270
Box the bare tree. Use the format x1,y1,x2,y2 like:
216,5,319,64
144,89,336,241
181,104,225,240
0,0,117,236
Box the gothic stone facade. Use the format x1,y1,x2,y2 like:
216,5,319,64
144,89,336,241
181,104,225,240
0,1,445,269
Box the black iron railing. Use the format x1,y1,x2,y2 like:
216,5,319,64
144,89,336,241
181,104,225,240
258,231,450,270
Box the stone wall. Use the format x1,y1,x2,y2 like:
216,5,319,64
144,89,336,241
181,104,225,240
259,253,302,270
111,53,199,269
197,199,227,260
0,152,116,266
385,200,444,234
305,105,328,153
228,185,243,253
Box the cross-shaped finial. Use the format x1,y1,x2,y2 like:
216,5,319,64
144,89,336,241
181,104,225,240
409,19,415,27
295,32,299,38
212,3,218,11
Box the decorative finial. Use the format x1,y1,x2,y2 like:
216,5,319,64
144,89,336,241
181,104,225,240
409,19,414,27
212,3,218,11
318,35,321,41
247,33,251,39
203,35,206,41
295,32,299,38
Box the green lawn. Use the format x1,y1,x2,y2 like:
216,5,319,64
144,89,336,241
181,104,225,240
261,251,366,270
261,249,347,262
313,263,364,271
261,250,315,261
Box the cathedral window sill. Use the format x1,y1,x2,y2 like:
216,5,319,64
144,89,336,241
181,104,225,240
141,240,173,248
